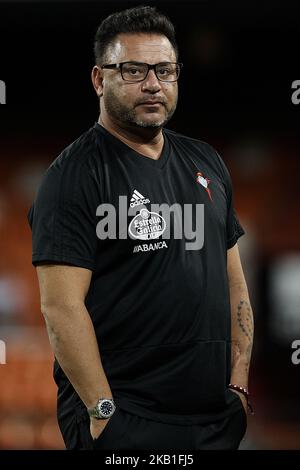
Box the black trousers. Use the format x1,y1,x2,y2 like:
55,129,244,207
76,406,247,450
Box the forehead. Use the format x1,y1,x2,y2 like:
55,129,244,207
107,33,176,63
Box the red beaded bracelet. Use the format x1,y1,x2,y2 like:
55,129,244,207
228,383,254,414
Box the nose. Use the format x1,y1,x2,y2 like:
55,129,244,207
141,69,162,93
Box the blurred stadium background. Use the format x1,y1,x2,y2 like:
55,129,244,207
0,0,299,449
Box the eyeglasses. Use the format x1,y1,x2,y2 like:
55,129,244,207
101,61,183,83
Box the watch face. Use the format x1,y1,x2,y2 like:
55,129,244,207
99,400,114,417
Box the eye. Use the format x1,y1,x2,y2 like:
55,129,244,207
128,68,139,75
158,67,171,75
125,65,144,76
157,65,176,78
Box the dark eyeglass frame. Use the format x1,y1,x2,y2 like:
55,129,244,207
100,61,183,82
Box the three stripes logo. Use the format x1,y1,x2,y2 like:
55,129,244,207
130,189,150,208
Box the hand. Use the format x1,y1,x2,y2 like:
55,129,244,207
90,416,111,440
230,389,248,416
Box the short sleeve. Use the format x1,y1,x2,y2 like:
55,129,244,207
213,149,245,249
27,156,100,271
226,197,245,249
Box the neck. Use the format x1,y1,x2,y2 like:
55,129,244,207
98,114,164,160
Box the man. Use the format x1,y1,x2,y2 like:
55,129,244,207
28,5,254,450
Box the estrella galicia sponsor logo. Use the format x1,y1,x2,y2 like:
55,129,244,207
0,80,6,104
96,195,204,251
128,208,166,240
133,241,168,253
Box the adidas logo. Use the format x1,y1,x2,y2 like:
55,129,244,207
130,189,150,208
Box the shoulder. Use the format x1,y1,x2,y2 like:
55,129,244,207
164,127,213,151
37,124,105,196
164,128,230,181
34,125,103,207
48,125,99,176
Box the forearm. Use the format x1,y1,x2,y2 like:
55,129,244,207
229,282,254,389
42,301,112,408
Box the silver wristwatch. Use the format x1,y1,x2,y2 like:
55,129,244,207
87,398,116,419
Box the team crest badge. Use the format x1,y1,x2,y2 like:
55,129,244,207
196,172,212,201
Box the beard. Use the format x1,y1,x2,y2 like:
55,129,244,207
103,88,177,129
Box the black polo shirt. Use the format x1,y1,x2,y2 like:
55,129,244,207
28,123,245,446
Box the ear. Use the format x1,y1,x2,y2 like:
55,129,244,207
91,66,103,97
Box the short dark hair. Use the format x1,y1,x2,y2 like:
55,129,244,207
94,5,178,65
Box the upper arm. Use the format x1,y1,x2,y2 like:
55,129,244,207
28,155,100,272
211,148,245,249
227,243,247,290
36,264,92,311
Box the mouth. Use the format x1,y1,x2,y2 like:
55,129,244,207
137,101,164,107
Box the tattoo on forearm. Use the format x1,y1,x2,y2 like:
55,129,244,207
245,342,252,372
237,300,253,339
231,340,242,365
236,299,254,373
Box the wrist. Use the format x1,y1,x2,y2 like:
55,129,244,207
85,388,113,409
87,395,113,409
87,397,116,419
228,383,254,414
